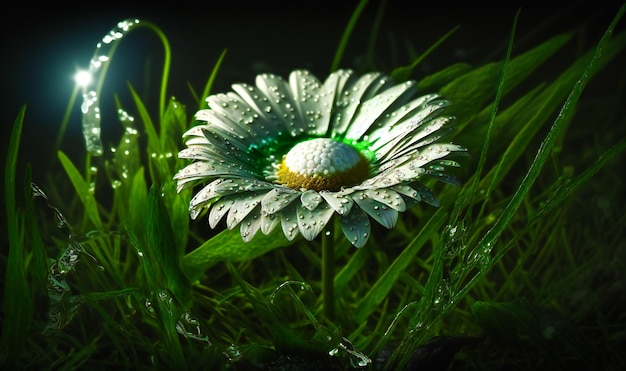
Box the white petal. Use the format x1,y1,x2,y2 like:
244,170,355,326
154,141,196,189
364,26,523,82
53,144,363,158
319,190,354,216
213,178,274,196
240,209,263,242
280,203,300,241
425,170,462,187
363,188,406,212
177,146,212,161
391,184,422,202
261,187,300,214
355,165,425,190
255,73,304,136
231,83,272,121
412,183,440,207
226,192,266,229
288,70,332,136
174,160,257,183
371,93,440,136
352,191,398,229
340,206,371,248
318,69,353,135
195,108,252,151
345,80,417,140
207,92,260,129
188,179,227,218
260,210,281,235
181,123,208,138
300,189,323,211
374,112,452,162
208,197,234,228
174,162,214,189
296,202,335,241
330,71,387,136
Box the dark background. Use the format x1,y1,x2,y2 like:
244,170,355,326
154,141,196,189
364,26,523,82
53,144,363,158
1,1,622,179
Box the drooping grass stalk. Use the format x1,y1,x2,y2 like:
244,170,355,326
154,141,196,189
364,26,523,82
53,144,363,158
75,19,171,157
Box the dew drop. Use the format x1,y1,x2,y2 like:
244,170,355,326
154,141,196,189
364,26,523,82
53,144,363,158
79,19,141,156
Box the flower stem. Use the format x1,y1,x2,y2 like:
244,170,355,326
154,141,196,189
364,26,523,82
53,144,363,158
321,228,335,321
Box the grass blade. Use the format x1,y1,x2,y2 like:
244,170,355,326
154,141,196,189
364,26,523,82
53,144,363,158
330,0,369,72
1,106,31,367
57,150,103,230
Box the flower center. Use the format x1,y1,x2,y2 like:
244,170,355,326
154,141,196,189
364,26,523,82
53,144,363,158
276,138,369,191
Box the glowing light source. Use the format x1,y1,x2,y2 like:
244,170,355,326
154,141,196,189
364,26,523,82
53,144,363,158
74,70,93,87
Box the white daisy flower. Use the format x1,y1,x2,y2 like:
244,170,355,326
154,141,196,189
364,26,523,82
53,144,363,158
174,69,466,247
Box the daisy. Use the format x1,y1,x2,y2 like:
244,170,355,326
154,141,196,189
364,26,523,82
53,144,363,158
174,69,466,248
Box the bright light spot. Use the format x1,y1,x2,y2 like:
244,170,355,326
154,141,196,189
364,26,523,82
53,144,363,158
74,70,93,87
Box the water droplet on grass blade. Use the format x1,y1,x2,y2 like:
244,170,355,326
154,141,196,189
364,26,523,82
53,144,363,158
79,19,141,156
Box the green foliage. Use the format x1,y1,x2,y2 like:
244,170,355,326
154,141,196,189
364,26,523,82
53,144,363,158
2,3,625,370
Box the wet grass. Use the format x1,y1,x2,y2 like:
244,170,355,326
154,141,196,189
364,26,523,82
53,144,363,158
2,2,626,370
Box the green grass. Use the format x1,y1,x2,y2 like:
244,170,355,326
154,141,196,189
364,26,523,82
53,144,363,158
2,2,626,370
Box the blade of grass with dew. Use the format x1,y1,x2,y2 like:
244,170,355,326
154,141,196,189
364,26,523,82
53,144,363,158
146,185,191,306
106,96,143,227
436,31,625,222
127,84,162,176
125,167,148,243
1,106,32,367
126,218,187,367
181,227,294,283
160,98,188,157
57,150,103,231
391,6,625,369
348,9,519,329
112,94,142,178
159,99,192,248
